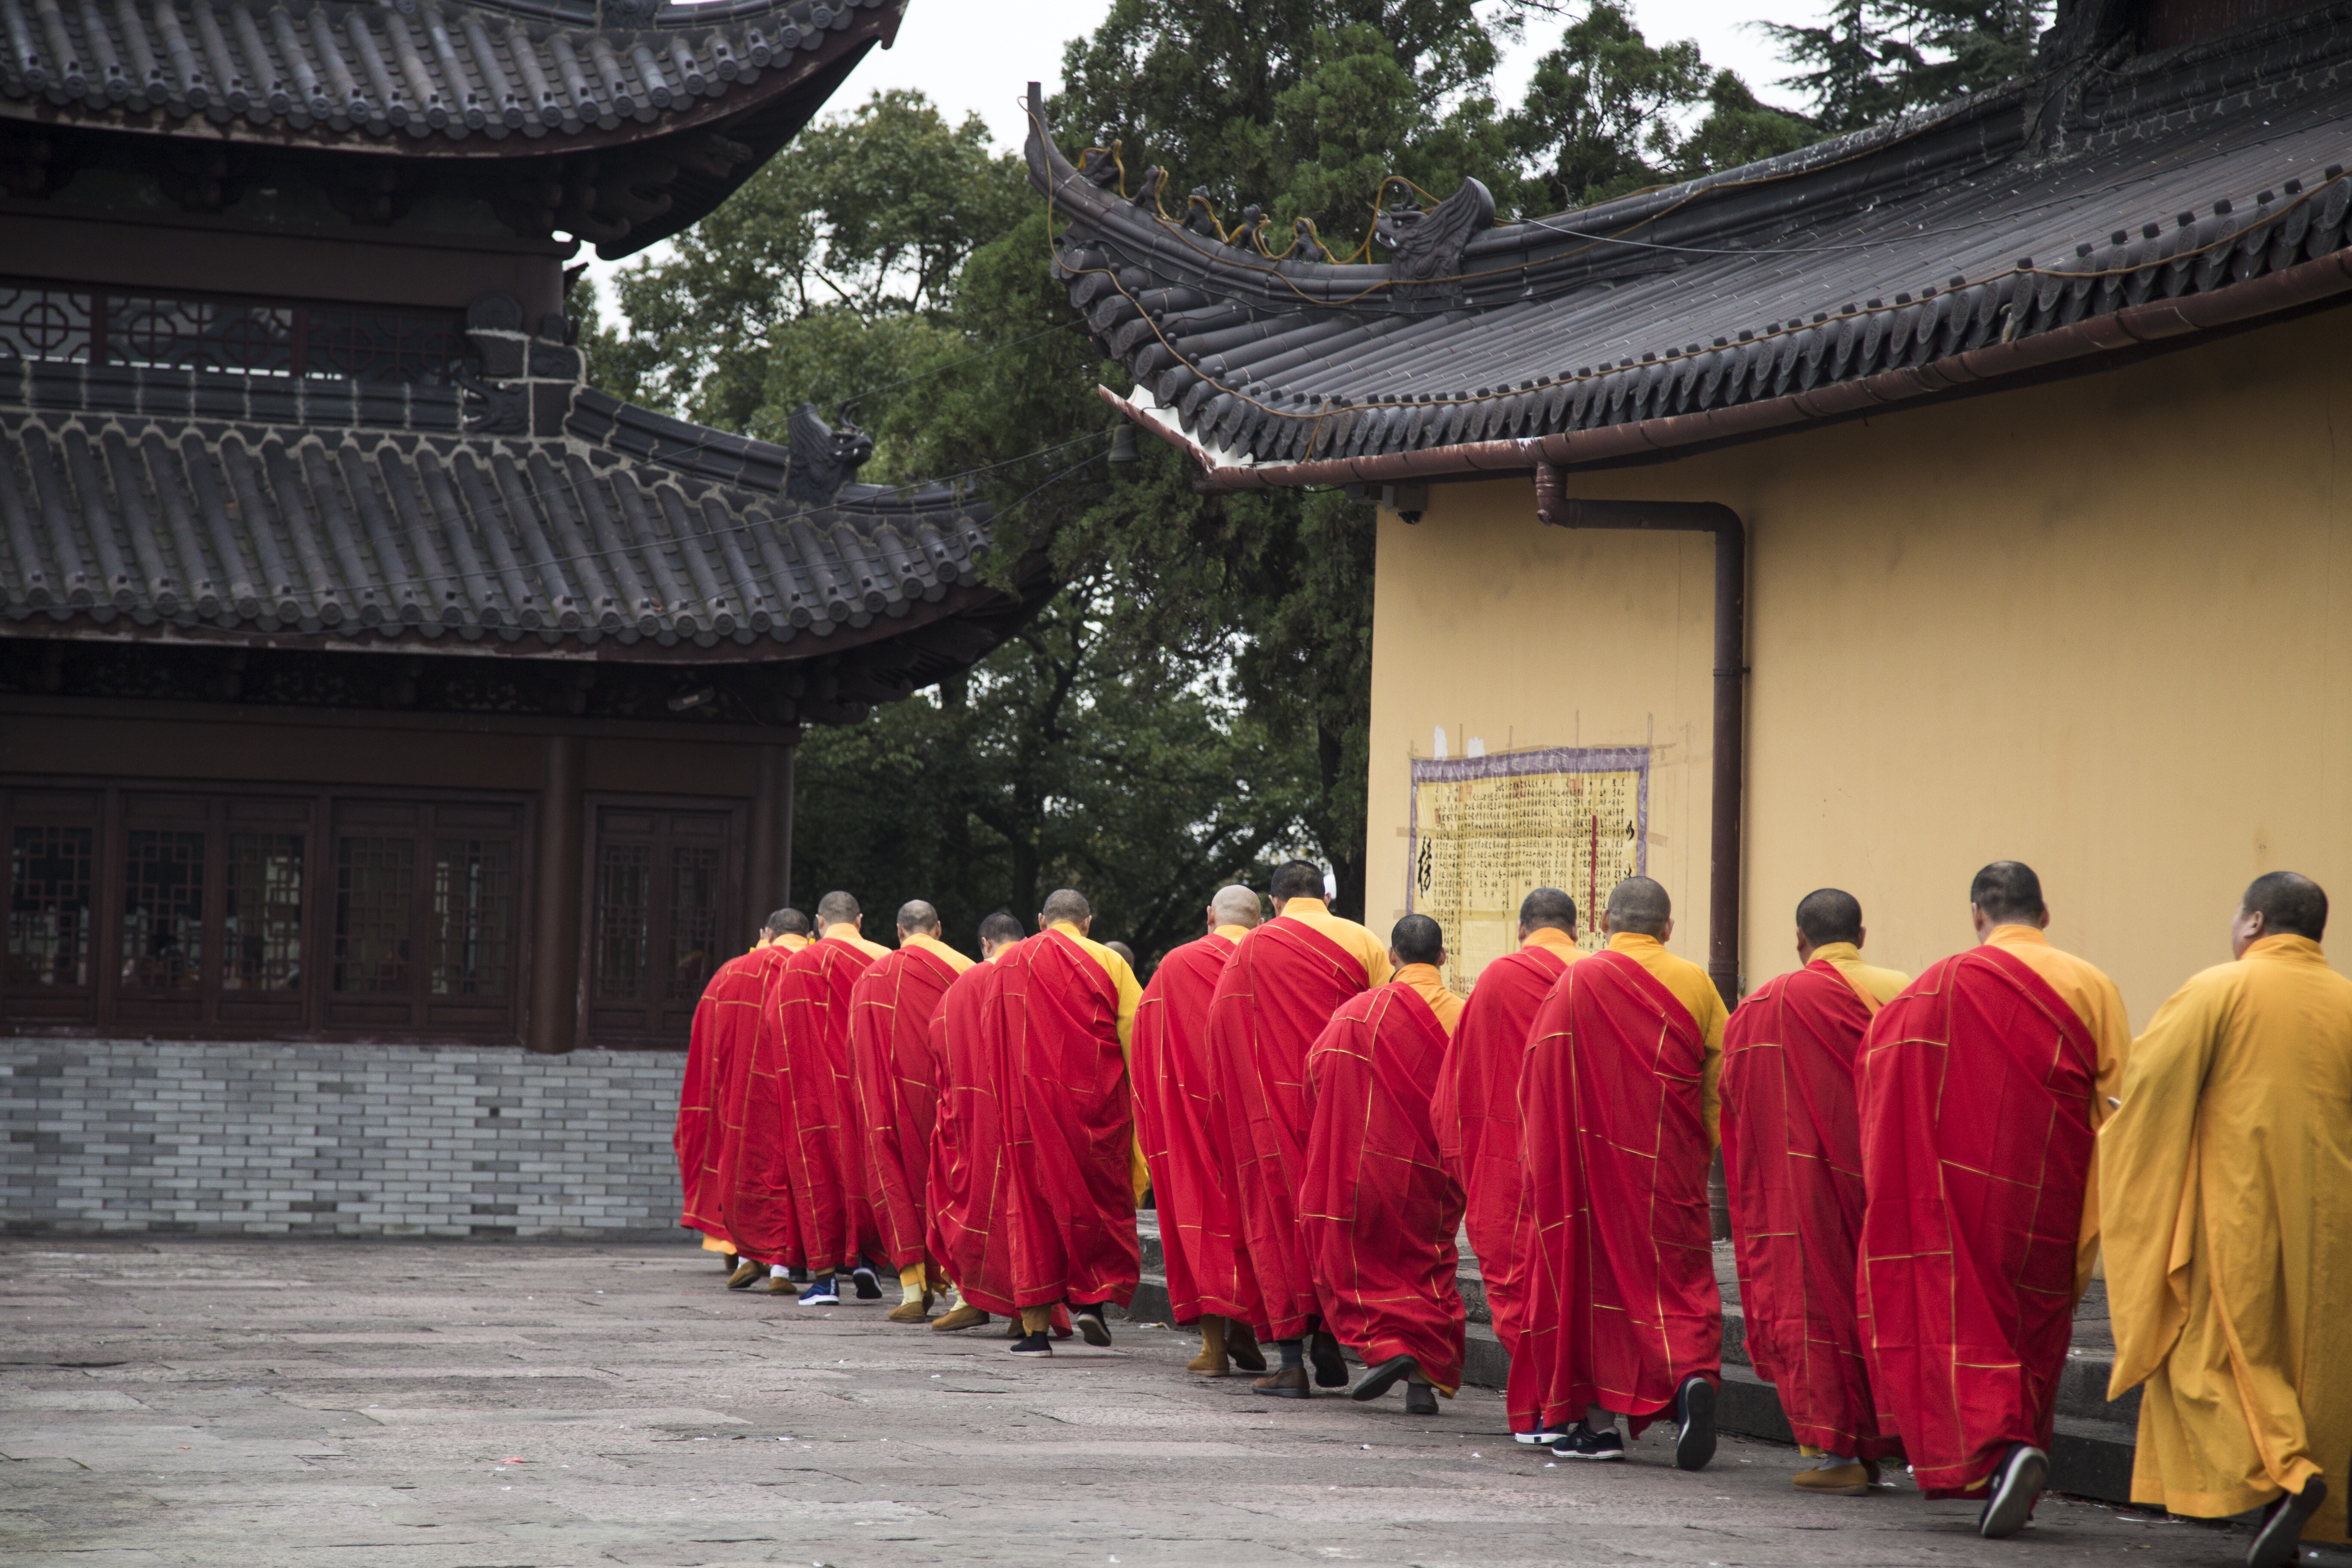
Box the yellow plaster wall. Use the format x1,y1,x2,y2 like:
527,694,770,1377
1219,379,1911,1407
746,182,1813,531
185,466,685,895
1366,305,2352,1025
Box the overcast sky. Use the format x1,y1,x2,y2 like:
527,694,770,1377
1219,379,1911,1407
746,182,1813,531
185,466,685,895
586,0,1809,306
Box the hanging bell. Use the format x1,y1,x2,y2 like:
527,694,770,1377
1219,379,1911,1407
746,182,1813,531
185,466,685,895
1107,423,1139,464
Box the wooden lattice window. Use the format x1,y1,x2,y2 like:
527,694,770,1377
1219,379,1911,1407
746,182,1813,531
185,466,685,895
585,802,741,1046
5,793,99,1022
327,801,521,1034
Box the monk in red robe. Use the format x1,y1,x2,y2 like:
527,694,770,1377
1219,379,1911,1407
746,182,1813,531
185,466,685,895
1432,885,1580,1439
978,888,1144,1357
1859,861,2129,1539
847,899,974,1323
1133,885,1267,1377
1720,888,1909,1495
1207,858,1392,1397
755,889,892,1306
925,911,1028,1333
1510,875,1727,1470
708,909,810,1294
678,909,801,1282
1302,913,1466,1417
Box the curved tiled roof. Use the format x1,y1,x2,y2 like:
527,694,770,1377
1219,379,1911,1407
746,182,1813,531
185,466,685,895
0,0,894,139
0,343,1013,664
1029,3,2352,486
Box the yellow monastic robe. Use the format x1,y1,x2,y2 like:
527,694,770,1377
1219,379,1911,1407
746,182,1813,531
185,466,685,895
1982,922,2133,1291
1604,931,1729,1145
1805,940,1910,1005
1275,897,1396,989
1394,962,1465,1037
1047,920,1150,1200
2100,934,2352,1543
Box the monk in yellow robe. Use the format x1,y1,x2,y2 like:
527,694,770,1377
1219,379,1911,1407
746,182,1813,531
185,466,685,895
2102,871,2350,1565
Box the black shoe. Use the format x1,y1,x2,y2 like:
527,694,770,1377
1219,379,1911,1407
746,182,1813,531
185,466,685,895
851,1265,882,1300
1349,1354,1418,1403
1073,1304,1112,1347
1007,1331,1052,1357
797,1276,840,1306
1549,1422,1624,1461
1404,1382,1439,1416
1977,1443,2049,1539
1673,1374,1717,1472
2248,1477,2327,1568
1514,1428,1568,1446
1309,1330,1350,1388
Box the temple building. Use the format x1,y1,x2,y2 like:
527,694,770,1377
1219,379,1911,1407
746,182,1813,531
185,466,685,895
1031,0,2352,1020
0,0,1041,1234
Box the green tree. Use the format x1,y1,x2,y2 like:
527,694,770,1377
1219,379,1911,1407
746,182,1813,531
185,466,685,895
1764,0,2047,135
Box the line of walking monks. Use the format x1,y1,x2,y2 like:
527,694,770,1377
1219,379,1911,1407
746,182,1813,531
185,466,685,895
673,860,2349,1567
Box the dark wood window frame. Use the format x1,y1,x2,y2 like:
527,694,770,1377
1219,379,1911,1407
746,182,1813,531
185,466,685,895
2,777,535,1046
578,793,746,1051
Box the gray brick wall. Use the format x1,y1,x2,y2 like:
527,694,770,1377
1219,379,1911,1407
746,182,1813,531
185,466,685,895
0,1039,688,1237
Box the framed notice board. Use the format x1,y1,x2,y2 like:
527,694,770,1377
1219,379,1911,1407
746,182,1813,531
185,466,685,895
1406,747,1649,992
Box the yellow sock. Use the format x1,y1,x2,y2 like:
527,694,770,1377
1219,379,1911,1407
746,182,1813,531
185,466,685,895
898,1264,927,1302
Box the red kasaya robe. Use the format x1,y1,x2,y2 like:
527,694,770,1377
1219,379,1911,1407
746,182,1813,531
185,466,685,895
712,944,799,1265
1302,978,1468,1391
1508,949,1721,1435
1857,946,2098,1496
677,947,768,1244
1207,919,1374,1338
982,929,1142,1309
848,939,970,1274
763,931,890,1272
1432,936,1575,1360
1131,928,1249,1324
927,955,1017,1311
1720,960,1900,1460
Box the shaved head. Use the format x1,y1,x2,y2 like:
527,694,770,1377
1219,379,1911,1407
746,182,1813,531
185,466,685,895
896,899,940,935
1605,876,1671,937
978,911,1026,948
1969,861,2044,925
1105,940,1138,967
2243,871,2327,940
1390,913,1444,967
1040,888,1091,926
1519,887,1577,934
765,907,811,938
1269,860,1326,903
815,890,861,926
1795,888,1864,946
1211,885,1264,928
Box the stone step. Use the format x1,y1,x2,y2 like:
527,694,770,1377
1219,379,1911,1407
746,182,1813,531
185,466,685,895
1124,1227,2140,1504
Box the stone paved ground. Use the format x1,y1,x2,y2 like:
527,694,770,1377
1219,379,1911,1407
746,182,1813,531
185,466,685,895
3,1240,2343,1568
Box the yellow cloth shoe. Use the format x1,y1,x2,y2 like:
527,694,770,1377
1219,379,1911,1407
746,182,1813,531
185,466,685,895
766,1272,801,1297
726,1259,763,1290
930,1303,989,1332
887,1289,934,1323
1792,1461,1874,1496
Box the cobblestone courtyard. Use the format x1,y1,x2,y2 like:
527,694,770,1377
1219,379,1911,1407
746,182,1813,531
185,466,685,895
2,1240,2341,1568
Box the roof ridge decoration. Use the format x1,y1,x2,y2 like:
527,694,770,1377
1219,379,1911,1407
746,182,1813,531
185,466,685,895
0,287,1020,661
0,0,894,147
1025,3,2352,488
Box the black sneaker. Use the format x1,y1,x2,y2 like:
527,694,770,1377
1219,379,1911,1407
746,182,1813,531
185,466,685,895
1073,1305,1112,1347
1403,1382,1439,1416
1514,1429,1568,1446
1549,1422,1625,1461
1673,1374,1717,1472
851,1265,882,1300
1308,1331,1350,1389
1006,1331,1052,1357
2249,1477,2328,1568
797,1276,840,1306
1977,1443,2049,1539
